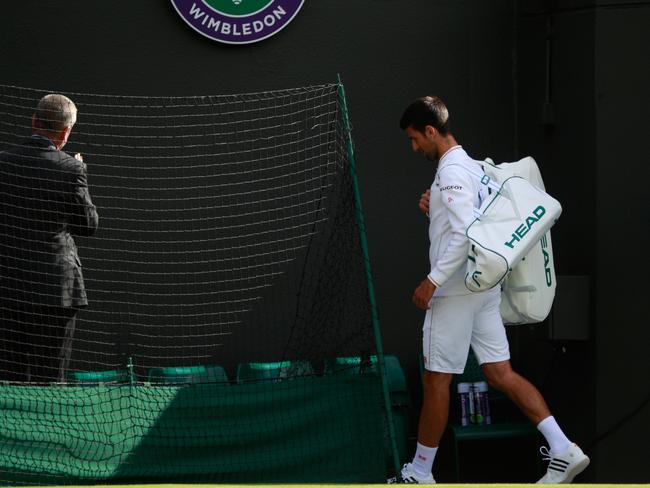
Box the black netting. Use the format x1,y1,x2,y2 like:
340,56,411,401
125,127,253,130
0,83,393,484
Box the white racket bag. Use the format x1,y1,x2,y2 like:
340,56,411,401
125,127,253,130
480,157,559,324
463,158,561,324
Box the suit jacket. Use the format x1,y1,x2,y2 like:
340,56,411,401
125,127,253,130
0,136,99,309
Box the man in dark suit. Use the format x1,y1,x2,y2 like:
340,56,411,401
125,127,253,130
0,94,98,383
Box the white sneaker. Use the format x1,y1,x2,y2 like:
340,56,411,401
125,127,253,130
387,463,435,484
537,443,590,483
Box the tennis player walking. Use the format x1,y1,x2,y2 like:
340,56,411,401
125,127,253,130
388,96,589,484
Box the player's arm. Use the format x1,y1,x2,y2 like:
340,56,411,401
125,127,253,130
412,275,437,310
412,185,435,308
427,165,475,287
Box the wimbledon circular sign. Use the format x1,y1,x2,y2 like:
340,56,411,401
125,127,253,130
170,0,305,45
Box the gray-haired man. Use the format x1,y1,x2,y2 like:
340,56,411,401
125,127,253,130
0,94,98,382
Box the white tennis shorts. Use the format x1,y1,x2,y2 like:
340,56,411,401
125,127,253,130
422,288,510,373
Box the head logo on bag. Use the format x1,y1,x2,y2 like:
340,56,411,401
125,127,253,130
504,205,546,249
465,174,561,295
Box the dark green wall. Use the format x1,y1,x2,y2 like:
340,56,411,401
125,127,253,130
515,0,598,480
594,0,650,481
516,0,650,482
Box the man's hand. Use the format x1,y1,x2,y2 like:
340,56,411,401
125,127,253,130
412,278,436,310
419,189,431,215
74,153,88,173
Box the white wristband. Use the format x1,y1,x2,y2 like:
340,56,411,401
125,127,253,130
427,275,440,287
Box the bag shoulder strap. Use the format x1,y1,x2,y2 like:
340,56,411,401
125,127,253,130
439,162,501,218
440,162,501,192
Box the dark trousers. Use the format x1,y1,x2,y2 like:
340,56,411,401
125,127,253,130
0,303,77,383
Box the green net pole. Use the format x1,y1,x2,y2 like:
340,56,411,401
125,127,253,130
337,75,402,477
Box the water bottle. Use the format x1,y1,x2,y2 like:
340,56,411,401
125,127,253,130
469,382,483,425
457,382,471,426
471,381,491,425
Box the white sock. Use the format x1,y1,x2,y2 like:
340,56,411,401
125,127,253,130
537,416,571,455
411,442,437,477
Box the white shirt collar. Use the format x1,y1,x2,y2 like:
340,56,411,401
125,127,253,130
439,145,463,166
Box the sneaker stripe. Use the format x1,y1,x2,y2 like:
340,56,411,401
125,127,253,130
548,465,568,473
550,461,569,470
551,458,570,466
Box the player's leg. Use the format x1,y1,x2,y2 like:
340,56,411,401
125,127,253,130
418,370,452,447
480,360,589,482
392,370,451,483
481,360,550,424
471,290,589,483
470,289,548,421
389,295,475,484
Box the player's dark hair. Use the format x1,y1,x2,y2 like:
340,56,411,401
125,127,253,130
399,96,450,135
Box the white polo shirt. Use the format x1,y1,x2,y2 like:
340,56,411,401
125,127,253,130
427,146,488,296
